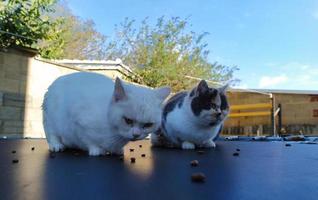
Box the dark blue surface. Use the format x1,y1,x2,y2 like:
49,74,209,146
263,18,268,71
0,139,318,200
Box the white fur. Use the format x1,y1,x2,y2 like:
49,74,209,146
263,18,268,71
43,72,170,156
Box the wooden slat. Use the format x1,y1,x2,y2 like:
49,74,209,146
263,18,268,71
229,111,271,117
230,103,272,111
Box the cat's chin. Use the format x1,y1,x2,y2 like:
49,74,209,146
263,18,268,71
129,137,144,141
209,120,221,126
128,135,148,141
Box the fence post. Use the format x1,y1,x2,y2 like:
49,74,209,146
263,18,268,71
278,103,282,136
270,94,277,137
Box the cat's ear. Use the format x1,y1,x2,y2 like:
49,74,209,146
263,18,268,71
196,80,209,95
218,84,229,94
155,86,171,100
113,77,127,102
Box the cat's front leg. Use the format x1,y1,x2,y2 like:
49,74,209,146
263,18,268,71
182,141,195,150
48,135,65,152
202,139,216,148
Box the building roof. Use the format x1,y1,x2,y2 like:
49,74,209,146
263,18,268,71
229,88,318,95
53,59,133,73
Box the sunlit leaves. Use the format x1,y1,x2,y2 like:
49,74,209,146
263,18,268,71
105,17,238,91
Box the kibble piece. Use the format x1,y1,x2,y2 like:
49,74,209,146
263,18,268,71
236,148,240,152
191,173,205,183
190,160,199,167
31,147,35,151
197,150,204,155
130,157,136,163
285,143,291,147
12,159,19,164
130,149,134,152
233,152,239,156
141,154,146,157
11,150,16,154
139,145,142,148
74,152,80,156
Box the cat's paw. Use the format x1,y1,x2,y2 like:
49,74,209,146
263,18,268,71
88,146,105,156
150,133,160,145
182,141,195,150
49,142,65,152
203,140,216,148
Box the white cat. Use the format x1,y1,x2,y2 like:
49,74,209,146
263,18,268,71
42,72,170,156
151,80,229,149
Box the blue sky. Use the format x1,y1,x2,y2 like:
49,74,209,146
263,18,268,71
66,0,318,90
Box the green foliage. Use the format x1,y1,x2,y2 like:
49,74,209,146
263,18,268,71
105,17,237,91
0,0,59,54
0,1,106,59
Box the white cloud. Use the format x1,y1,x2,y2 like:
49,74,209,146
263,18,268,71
284,63,318,89
295,74,318,87
258,62,318,89
240,61,318,90
259,74,288,88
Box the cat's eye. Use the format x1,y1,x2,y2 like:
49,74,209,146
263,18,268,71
143,122,153,128
123,116,134,125
211,104,217,109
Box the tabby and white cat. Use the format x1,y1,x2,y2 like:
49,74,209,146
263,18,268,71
43,72,170,156
151,80,229,149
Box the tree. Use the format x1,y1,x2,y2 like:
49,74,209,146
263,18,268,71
105,17,238,91
0,1,107,59
0,0,61,55
39,2,107,59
